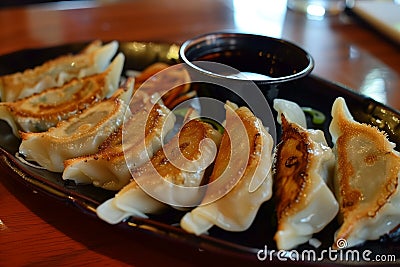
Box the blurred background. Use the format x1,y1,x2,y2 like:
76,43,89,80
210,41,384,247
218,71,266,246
0,0,120,8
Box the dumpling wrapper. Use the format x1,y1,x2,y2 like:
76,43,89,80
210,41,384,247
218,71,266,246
0,40,118,102
330,97,400,249
132,62,191,108
180,103,274,235
274,98,307,128
0,53,124,137
62,90,176,191
18,79,134,173
96,119,221,224
272,99,338,250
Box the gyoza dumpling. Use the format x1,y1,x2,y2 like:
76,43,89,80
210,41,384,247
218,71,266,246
180,102,274,235
96,119,221,224
0,53,124,137
0,40,118,102
329,97,400,249
272,99,338,250
18,79,134,173
62,90,175,191
132,62,191,108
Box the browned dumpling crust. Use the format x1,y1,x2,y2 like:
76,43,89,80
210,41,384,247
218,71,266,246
63,95,175,191
0,40,118,102
96,119,222,224
18,81,133,173
274,114,313,221
180,103,274,235
0,53,124,136
272,107,337,250
127,119,221,187
330,97,400,249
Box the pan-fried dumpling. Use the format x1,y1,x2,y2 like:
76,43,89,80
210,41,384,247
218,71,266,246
329,97,400,249
272,99,338,250
0,53,124,137
180,102,274,235
132,62,191,108
96,119,221,224
0,40,118,102
62,90,176,190
18,79,134,173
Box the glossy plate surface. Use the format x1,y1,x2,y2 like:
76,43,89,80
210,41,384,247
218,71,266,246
0,41,399,265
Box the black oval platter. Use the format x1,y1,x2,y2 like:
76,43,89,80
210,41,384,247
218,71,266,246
0,41,399,266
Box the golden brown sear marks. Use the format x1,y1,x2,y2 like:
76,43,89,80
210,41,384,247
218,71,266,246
149,119,218,185
0,40,102,100
134,63,191,108
94,103,168,159
274,114,312,221
336,119,399,216
208,126,231,183
208,106,265,184
332,101,400,244
10,78,104,119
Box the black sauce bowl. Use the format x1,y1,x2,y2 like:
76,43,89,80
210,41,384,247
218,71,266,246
179,32,314,105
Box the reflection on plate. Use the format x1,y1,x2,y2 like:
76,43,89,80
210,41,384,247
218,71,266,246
0,42,399,265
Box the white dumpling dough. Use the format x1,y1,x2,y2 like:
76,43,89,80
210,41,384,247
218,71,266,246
180,103,274,235
330,97,400,249
18,80,133,172
62,90,175,190
273,98,307,128
97,119,221,224
0,40,118,102
272,98,338,250
0,53,124,137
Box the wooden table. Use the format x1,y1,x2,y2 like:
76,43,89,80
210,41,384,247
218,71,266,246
0,0,399,266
